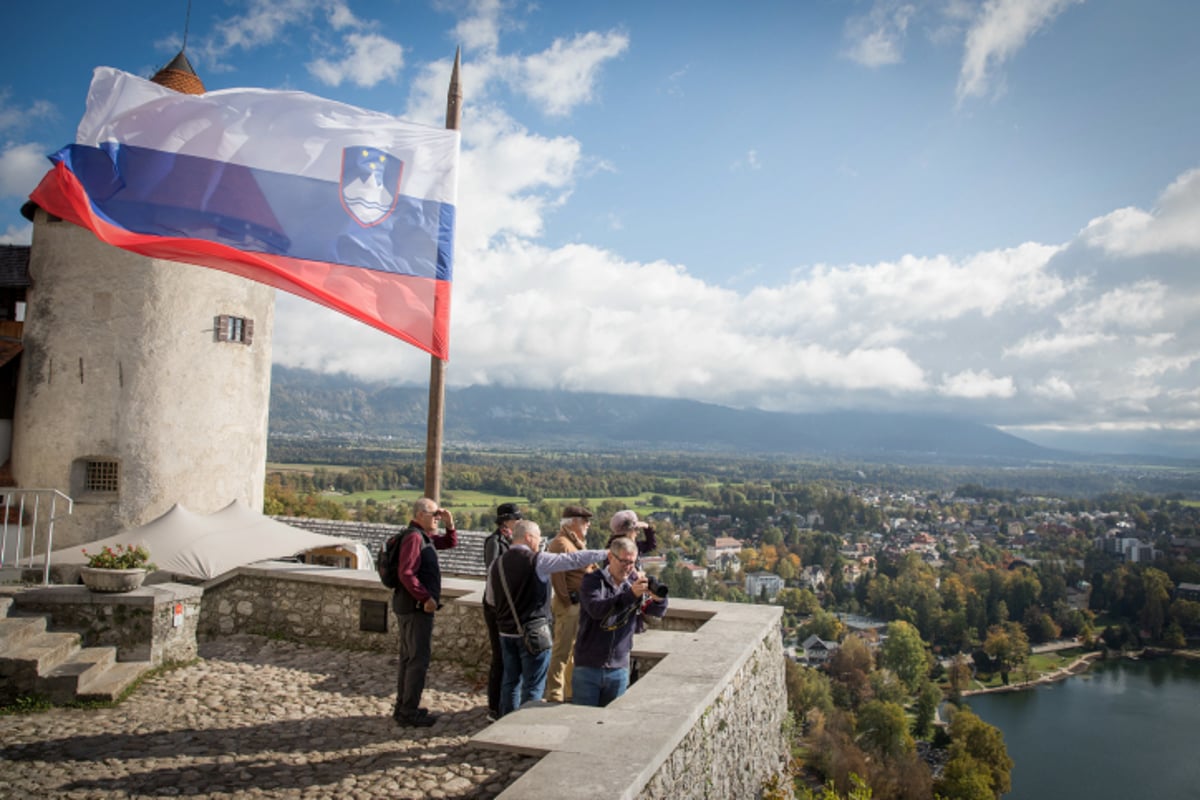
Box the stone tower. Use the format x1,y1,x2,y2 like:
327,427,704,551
13,52,274,548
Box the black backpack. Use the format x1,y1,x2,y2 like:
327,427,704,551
376,530,409,589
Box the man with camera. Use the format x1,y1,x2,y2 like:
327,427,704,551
545,504,597,702
488,520,608,717
392,497,457,728
572,536,669,708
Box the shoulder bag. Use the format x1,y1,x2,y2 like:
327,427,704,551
497,555,553,654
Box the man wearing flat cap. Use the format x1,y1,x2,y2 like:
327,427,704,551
482,502,521,720
545,504,596,702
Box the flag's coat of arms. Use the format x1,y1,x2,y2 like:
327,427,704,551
341,147,403,227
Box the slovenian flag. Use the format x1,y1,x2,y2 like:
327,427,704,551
29,67,460,359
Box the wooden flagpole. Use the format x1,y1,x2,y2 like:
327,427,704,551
424,48,462,504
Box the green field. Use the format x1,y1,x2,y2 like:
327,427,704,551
324,488,707,516
268,462,356,474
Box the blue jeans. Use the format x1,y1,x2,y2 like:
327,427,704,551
571,665,629,708
499,635,551,716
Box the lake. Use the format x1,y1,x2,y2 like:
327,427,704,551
965,656,1200,799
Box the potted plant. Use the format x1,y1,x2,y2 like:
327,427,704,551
80,543,156,592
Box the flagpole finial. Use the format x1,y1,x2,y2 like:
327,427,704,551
445,48,462,130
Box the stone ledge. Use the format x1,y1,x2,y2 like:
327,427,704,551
13,583,203,608
202,560,478,600
470,598,783,799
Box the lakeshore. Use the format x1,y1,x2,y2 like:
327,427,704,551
960,646,1200,696
960,651,1102,696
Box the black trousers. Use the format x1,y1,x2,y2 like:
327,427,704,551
395,610,433,719
484,603,503,716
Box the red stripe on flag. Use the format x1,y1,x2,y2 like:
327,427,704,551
29,163,451,360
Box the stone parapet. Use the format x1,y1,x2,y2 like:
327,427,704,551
471,598,790,800
195,562,488,671
12,582,202,666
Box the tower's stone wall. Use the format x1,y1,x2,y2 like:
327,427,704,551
12,211,274,546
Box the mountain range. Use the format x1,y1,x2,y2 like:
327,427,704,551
269,366,1075,465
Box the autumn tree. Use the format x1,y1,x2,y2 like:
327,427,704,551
856,699,915,759
827,634,874,709
912,679,942,739
982,622,1028,685
879,620,930,693
1140,567,1173,640
936,707,1012,799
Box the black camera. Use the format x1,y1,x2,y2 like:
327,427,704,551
568,590,580,605
645,574,669,598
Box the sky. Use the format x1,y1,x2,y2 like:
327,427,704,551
1,0,1198,457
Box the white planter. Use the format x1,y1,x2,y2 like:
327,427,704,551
81,566,147,593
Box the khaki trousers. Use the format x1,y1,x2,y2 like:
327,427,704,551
545,594,580,702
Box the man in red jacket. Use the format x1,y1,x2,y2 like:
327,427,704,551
392,497,457,728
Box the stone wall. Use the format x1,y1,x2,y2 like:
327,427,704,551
470,598,791,800
639,625,789,799
196,563,488,672
13,583,203,666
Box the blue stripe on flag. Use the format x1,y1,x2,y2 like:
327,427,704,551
56,143,452,280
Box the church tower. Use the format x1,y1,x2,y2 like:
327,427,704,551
13,52,274,548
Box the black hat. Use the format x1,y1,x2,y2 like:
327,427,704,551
496,502,522,522
563,504,593,519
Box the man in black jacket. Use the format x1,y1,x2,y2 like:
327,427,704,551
481,502,521,720
488,520,607,716
392,497,457,728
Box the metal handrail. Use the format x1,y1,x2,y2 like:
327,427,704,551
0,489,74,585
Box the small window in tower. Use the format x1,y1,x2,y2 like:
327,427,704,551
85,460,119,493
215,314,254,345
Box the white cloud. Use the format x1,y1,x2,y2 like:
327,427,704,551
664,65,689,98
1131,353,1196,379
0,142,50,197
196,0,369,71
0,222,31,245
517,31,629,117
843,0,916,67
957,0,1084,103
1056,281,1167,332
1080,168,1200,256
732,149,762,171
1031,375,1075,400
938,369,1017,399
308,33,404,88
1003,331,1114,359
199,0,319,63
0,91,54,133
454,0,504,53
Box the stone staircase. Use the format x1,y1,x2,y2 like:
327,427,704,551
0,594,151,704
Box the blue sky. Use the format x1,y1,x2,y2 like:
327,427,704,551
2,0,1198,457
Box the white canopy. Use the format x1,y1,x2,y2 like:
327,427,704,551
52,500,359,581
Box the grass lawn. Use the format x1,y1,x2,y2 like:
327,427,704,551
955,648,1087,691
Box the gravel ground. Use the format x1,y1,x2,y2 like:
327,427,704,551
0,634,537,799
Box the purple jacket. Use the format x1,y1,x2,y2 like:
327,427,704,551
574,566,667,671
